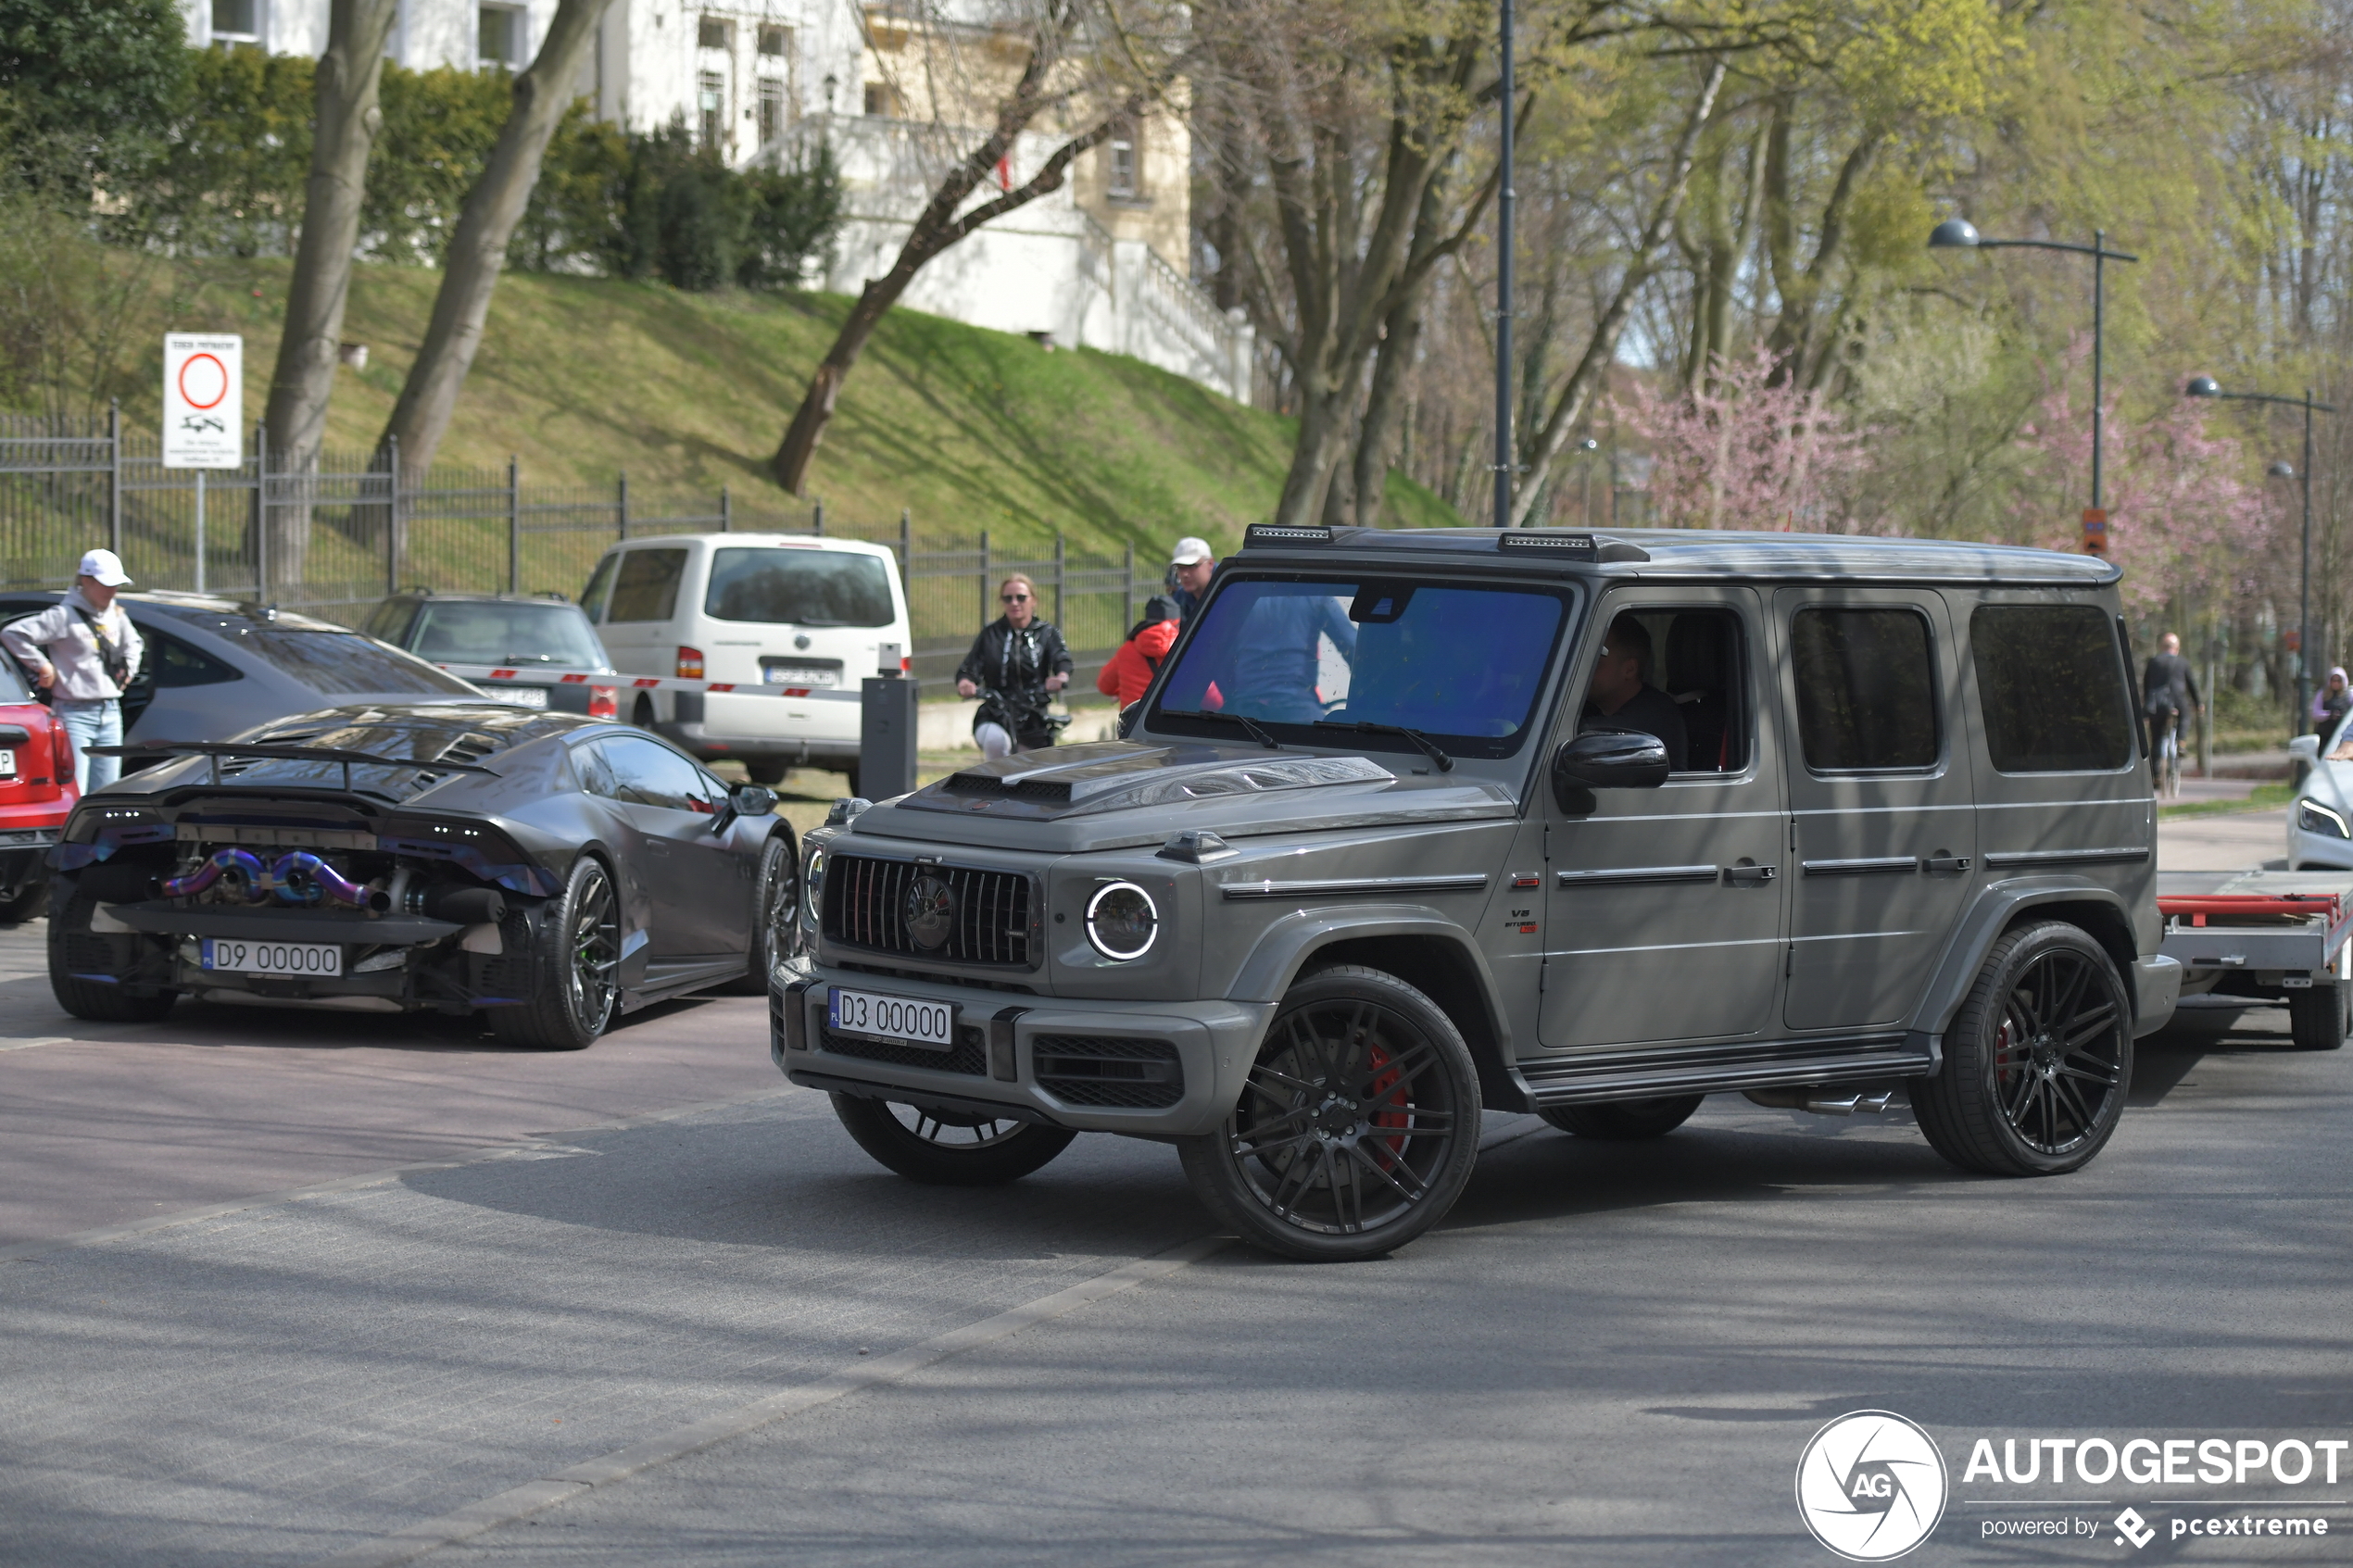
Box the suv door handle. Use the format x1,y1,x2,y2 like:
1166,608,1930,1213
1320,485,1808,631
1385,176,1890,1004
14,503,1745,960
1924,854,1972,874
1723,863,1778,885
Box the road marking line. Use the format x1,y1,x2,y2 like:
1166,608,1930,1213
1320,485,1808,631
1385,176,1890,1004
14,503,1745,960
0,1036,69,1052
0,1085,803,1264
308,1234,1231,1568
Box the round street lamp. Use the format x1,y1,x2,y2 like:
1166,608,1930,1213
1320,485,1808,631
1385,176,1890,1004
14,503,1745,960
1930,219,2139,551
2185,375,2341,729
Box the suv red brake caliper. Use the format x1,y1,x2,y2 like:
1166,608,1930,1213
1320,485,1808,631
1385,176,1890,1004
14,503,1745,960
1364,1044,1410,1168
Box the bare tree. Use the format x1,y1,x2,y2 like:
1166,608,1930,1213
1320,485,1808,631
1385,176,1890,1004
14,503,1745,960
770,1,1182,495
377,0,618,485
262,0,397,584
1510,58,1724,526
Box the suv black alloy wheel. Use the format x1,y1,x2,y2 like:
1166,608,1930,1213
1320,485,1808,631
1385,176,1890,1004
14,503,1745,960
831,1095,1077,1185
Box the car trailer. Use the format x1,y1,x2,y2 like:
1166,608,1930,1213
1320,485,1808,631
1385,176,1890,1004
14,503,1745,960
2158,872,2353,1050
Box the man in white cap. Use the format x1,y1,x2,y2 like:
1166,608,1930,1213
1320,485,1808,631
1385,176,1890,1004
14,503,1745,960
2,549,145,793
1168,537,1215,622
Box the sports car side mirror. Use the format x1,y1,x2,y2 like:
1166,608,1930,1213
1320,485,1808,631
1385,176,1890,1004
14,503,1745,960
731,784,780,816
2290,734,2321,762
1553,729,1669,812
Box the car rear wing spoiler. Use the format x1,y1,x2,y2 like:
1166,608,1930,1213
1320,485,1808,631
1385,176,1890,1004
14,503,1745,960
88,741,496,792
434,662,866,702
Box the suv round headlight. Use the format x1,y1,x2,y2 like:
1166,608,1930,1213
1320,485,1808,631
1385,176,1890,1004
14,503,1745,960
1084,881,1159,960
801,846,826,927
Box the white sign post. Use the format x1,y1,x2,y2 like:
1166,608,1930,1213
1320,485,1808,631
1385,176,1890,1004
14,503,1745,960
163,333,243,593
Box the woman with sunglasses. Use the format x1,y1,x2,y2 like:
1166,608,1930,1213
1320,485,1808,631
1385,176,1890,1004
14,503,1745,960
955,573,1074,759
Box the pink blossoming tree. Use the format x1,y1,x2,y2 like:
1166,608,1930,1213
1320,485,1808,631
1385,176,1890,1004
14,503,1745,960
1613,346,1877,532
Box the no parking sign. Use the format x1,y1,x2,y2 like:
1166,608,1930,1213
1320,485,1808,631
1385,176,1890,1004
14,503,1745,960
162,333,243,469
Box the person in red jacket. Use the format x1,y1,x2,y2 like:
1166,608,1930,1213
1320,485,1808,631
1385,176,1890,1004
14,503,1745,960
1097,596,1184,709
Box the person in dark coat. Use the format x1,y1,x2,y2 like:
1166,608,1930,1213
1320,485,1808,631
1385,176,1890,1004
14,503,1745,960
956,573,1073,757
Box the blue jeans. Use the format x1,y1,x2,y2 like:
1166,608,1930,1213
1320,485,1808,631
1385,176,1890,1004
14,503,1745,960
55,698,122,794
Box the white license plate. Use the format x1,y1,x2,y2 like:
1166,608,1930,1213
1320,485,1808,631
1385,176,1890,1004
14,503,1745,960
0,747,13,778
494,685,549,708
200,938,344,977
827,986,955,1049
764,666,839,686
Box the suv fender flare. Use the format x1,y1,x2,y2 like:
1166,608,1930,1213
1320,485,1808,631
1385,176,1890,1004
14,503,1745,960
1913,879,2165,1064
1227,905,1528,1114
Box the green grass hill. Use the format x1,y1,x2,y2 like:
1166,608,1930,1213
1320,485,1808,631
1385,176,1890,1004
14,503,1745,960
145,260,1461,557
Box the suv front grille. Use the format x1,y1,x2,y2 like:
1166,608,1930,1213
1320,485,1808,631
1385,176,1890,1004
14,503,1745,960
1033,1035,1184,1109
818,1022,988,1077
823,855,1035,968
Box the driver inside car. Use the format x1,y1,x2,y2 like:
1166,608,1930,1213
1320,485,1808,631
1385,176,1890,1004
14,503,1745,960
1580,612,1688,771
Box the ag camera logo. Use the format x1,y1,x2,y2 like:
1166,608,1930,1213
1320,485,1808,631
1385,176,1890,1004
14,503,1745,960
1796,1411,1949,1561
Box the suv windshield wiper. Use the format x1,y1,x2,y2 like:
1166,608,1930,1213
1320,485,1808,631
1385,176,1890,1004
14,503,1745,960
1315,720,1453,772
1161,708,1278,750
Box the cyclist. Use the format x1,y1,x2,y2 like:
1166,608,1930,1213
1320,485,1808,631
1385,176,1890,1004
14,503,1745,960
2141,632,2199,793
955,573,1072,759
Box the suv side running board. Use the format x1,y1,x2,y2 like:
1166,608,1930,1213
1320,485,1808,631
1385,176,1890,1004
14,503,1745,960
1516,1033,1931,1106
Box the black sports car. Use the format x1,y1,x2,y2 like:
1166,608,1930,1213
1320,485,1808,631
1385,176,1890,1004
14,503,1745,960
46,703,801,1049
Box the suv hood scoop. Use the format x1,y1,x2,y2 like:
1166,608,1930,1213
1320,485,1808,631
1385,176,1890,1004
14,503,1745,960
925,741,1395,817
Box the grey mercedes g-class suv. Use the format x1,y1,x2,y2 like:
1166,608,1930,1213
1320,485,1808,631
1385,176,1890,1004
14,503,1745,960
771,526,2181,1261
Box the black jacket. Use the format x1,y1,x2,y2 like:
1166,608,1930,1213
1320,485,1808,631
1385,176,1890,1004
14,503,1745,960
957,617,1073,744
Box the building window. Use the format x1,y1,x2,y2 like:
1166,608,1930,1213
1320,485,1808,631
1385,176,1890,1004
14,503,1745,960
210,0,259,40
758,78,786,145
698,16,730,50
478,5,522,69
758,24,789,56
1108,119,1140,197
698,72,727,150
863,82,899,119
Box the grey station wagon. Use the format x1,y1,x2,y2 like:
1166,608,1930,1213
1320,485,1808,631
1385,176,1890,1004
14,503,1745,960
771,527,2181,1261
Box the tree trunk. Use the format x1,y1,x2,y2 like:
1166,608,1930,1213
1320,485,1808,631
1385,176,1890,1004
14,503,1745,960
377,0,616,493
263,0,398,591
1510,60,1725,528
769,14,1133,496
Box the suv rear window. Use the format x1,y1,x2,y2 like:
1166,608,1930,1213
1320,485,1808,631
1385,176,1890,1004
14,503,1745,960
408,601,609,669
605,548,688,623
1971,604,2134,771
1790,607,1939,771
704,547,895,627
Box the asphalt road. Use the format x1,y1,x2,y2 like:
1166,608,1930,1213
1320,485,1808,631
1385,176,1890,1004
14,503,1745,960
2,807,2346,1567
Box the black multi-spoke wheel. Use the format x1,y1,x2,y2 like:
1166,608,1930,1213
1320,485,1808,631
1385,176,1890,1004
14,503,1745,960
1913,922,2131,1175
493,857,619,1050
1539,1095,1704,1141
729,832,801,994
1179,965,1480,1261
832,1094,1076,1185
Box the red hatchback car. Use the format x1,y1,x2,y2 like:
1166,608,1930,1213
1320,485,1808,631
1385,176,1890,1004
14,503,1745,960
0,657,76,923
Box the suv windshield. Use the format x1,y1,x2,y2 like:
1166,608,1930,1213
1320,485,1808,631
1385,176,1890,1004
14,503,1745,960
705,547,894,627
1151,576,1573,759
407,600,609,669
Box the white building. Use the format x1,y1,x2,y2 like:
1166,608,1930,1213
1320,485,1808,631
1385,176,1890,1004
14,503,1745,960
179,0,1254,402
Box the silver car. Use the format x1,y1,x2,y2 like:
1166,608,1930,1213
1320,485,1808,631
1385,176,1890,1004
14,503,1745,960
771,527,2181,1261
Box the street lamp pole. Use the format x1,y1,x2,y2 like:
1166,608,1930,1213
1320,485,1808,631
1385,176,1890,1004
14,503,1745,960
1929,220,2140,547
1492,0,1515,529
2185,376,2339,731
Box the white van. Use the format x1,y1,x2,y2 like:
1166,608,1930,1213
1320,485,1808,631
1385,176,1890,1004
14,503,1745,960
580,533,912,793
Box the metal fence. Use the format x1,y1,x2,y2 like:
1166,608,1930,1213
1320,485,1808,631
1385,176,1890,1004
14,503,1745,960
0,408,1162,684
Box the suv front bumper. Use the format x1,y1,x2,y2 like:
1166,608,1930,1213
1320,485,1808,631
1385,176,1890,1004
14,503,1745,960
770,965,1276,1138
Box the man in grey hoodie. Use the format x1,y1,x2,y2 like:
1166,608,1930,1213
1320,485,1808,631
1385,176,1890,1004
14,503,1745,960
1,549,145,793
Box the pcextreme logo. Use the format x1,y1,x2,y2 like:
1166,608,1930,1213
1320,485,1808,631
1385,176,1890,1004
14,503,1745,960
1796,1411,1951,1562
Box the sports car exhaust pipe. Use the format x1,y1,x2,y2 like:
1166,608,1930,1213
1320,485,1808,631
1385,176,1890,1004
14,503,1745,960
164,848,268,902
270,851,390,911
419,884,506,925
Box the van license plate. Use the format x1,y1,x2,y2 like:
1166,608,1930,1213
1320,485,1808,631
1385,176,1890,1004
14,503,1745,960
201,939,343,977
827,986,954,1049
764,665,839,686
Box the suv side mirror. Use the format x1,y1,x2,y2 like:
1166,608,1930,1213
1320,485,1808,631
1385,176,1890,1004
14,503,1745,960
1553,729,1669,811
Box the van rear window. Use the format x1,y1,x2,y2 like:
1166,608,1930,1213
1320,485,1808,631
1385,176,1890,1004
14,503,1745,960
606,549,687,622
705,547,894,628
1971,604,2134,772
